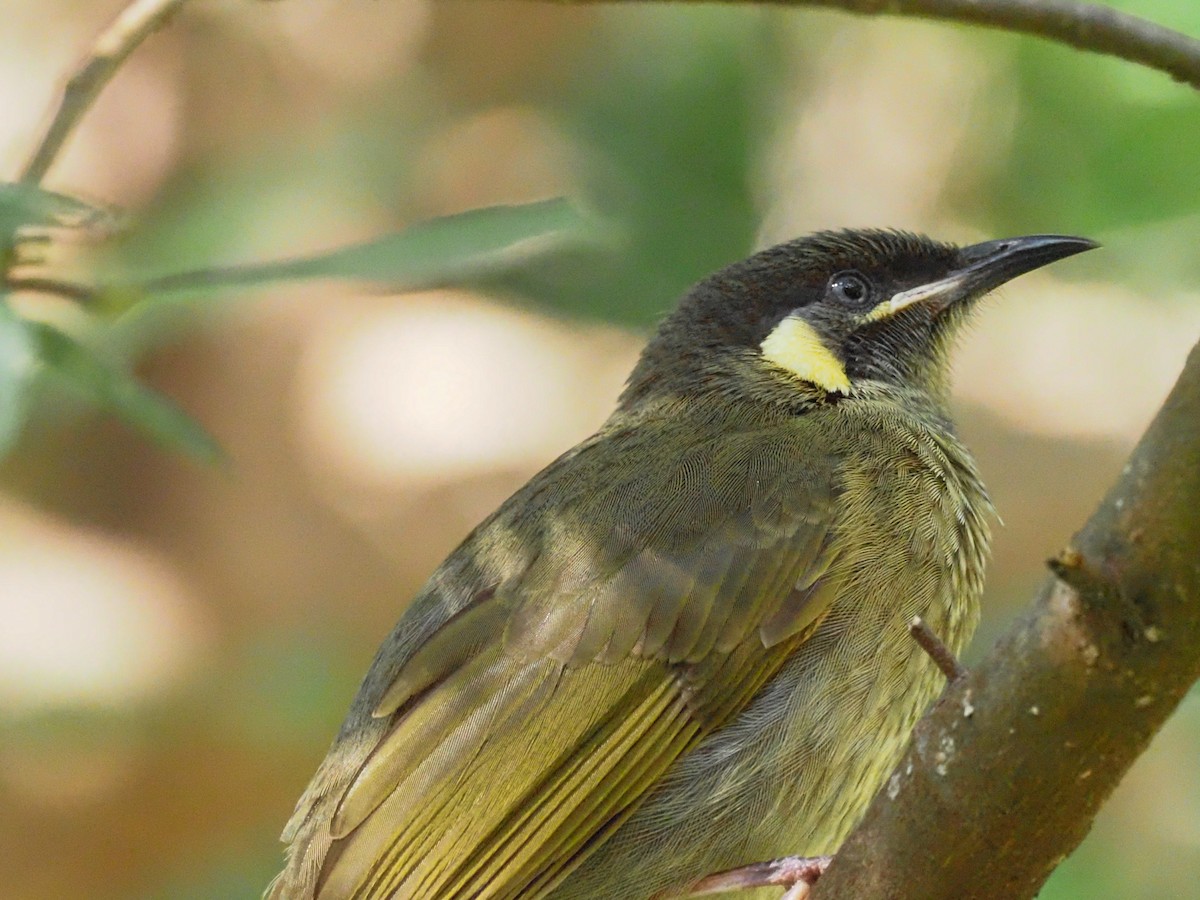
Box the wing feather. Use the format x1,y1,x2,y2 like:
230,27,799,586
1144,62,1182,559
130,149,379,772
331,653,559,839
370,588,508,719
275,417,845,900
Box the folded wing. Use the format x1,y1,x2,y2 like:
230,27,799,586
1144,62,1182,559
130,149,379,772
273,422,842,900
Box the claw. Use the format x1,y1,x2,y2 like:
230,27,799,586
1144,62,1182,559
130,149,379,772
682,855,832,898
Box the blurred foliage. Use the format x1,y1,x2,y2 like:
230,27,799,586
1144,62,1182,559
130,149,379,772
0,300,37,454
27,319,223,463
129,198,600,298
491,7,781,326
954,2,1200,290
104,196,605,357
0,181,108,244
0,182,115,454
970,39,1200,275
3,193,599,461
2,2,1199,900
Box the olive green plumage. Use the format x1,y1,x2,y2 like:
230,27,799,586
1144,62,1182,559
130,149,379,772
269,229,1095,900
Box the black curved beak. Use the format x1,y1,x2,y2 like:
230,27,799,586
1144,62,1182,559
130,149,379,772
879,234,1098,318
957,234,1099,292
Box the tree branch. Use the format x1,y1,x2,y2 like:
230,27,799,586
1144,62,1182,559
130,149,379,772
19,0,191,186
2,276,101,306
813,339,1200,898
563,0,1200,91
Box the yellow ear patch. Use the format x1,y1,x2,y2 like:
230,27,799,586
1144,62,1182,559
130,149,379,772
760,316,851,394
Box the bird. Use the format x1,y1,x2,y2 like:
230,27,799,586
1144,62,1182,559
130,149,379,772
268,228,1096,900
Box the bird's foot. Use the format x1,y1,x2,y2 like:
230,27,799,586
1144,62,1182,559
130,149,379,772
909,615,968,682
682,855,832,899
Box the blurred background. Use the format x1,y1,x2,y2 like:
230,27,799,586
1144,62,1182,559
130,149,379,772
2,1,1200,897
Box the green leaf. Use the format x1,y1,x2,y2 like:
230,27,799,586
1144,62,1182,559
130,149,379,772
29,322,223,464
0,300,38,455
0,181,109,245
130,197,598,297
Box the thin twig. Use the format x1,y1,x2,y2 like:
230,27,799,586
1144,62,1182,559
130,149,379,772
3,277,102,306
19,0,191,186
909,616,968,682
566,0,1200,92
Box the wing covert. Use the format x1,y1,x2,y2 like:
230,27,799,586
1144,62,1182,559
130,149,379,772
274,417,845,900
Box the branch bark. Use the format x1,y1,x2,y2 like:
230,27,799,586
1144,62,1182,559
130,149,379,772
564,1,1200,91
812,340,1200,899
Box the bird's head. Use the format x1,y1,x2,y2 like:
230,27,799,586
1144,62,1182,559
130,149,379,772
620,229,1096,410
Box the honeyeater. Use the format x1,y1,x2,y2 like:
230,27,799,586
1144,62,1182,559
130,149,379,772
269,229,1095,899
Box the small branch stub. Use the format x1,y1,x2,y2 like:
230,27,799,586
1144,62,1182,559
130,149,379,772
909,616,968,682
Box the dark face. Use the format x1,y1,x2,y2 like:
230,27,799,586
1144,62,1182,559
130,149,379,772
621,229,1095,408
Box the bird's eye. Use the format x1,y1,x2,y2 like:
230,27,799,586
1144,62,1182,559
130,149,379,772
828,271,871,306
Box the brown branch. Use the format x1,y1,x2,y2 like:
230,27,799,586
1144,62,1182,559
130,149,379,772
19,0,191,186
561,0,1200,91
3,277,102,306
812,339,1200,899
